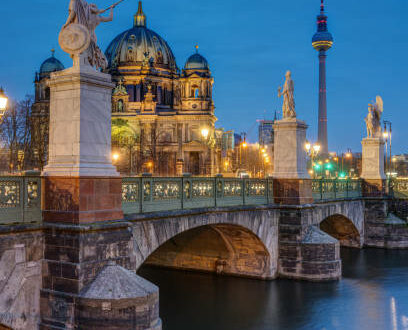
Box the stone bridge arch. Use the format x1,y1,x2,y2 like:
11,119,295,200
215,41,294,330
314,200,365,247
129,208,279,279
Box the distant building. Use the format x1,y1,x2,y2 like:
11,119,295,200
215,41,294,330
31,49,65,170
31,2,218,176
258,120,274,147
391,154,408,177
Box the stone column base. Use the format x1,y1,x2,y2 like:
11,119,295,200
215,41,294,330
40,221,140,329
278,207,341,281
279,226,341,281
76,263,161,330
273,179,313,205
42,177,123,224
362,179,386,197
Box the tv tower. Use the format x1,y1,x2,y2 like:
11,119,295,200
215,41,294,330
312,0,333,155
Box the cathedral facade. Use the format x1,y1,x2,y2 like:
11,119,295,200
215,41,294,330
32,1,218,176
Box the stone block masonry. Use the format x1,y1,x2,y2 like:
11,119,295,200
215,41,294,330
0,225,43,330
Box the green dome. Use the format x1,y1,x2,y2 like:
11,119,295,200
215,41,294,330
39,54,64,77
184,53,209,71
105,2,178,71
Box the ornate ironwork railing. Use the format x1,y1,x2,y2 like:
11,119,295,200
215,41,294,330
389,178,408,198
0,176,370,224
122,177,273,215
312,179,363,201
0,176,42,225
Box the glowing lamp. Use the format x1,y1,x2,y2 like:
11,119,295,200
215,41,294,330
313,144,321,153
201,128,209,139
305,143,311,152
112,153,119,161
0,87,8,115
383,132,389,139
242,142,248,148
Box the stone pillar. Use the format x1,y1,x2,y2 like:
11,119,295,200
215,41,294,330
273,118,340,281
42,65,122,223
361,137,386,197
272,118,313,205
40,65,161,329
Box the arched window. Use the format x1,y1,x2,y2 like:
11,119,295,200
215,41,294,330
191,85,199,98
45,87,50,100
117,99,124,112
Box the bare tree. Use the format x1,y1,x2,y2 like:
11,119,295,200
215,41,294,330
0,95,34,173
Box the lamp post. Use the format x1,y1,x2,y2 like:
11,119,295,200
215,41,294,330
305,141,321,178
384,120,392,176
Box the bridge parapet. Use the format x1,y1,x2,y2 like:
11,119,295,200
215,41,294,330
0,176,370,226
122,177,273,215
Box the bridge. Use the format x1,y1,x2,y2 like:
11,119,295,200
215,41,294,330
1,175,408,329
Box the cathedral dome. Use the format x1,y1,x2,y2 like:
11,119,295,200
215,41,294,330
39,50,65,77
105,1,177,71
184,49,209,71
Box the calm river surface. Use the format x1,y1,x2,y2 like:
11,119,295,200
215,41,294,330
139,248,408,330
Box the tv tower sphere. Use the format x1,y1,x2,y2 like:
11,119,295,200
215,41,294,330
312,0,333,51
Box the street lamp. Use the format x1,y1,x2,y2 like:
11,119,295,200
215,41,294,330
201,128,209,140
0,87,8,117
313,144,321,153
305,141,321,177
384,120,392,176
112,153,120,162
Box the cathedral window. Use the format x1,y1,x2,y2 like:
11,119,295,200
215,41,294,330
117,99,124,112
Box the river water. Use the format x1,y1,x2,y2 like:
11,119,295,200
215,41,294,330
139,248,408,330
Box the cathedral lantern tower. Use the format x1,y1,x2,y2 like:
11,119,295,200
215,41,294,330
180,46,214,113
312,0,333,154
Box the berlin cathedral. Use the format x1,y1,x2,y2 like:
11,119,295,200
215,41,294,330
32,1,221,176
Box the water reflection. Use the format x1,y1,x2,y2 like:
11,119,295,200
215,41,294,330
138,248,408,330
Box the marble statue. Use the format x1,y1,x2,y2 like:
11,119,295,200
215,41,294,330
365,96,383,138
278,71,296,119
60,0,122,69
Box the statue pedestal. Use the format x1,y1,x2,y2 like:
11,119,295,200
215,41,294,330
43,65,118,177
361,137,386,196
272,118,312,205
41,66,123,224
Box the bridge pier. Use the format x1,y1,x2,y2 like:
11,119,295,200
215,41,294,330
39,65,161,329
272,117,341,281
278,206,341,281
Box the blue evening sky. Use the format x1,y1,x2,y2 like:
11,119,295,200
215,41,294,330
0,0,407,153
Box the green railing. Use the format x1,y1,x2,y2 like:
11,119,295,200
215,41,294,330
312,179,363,201
389,178,408,198
0,176,42,225
122,177,273,215
0,176,369,224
